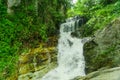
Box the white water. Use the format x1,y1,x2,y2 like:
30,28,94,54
42,17,91,80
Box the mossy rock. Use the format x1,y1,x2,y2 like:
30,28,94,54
84,18,120,73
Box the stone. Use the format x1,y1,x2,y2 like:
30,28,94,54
75,67,120,80
18,62,57,80
18,45,57,80
16,18,120,80
7,0,21,14
84,18,120,73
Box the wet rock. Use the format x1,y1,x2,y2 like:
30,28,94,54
84,18,120,73
75,67,120,80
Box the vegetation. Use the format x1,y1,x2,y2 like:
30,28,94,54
68,0,120,36
0,0,120,79
69,0,120,73
0,0,71,79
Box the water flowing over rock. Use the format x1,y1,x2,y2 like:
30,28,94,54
17,17,120,80
42,16,91,80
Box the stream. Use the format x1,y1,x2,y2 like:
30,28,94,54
42,16,91,80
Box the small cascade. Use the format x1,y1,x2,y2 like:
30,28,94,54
42,16,91,80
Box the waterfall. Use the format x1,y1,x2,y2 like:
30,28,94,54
42,16,91,80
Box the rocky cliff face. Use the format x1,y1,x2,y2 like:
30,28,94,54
16,18,120,80
18,47,57,80
75,67,120,80
84,18,120,73
16,37,58,80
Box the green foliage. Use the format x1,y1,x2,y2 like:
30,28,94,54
69,0,120,36
0,55,18,80
0,0,71,79
77,0,120,73
0,16,21,79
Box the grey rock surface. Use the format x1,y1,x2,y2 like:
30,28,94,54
77,67,120,80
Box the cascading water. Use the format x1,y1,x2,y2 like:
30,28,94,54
42,16,91,80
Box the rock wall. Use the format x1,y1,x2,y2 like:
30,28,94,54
18,47,57,80
75,67,120,80
84,18,120,73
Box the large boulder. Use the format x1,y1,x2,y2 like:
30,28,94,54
75,67,120,80
84,18,120,73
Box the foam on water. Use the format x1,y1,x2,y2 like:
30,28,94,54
42,17,90,80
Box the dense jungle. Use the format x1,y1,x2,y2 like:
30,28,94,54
0,0,120,80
